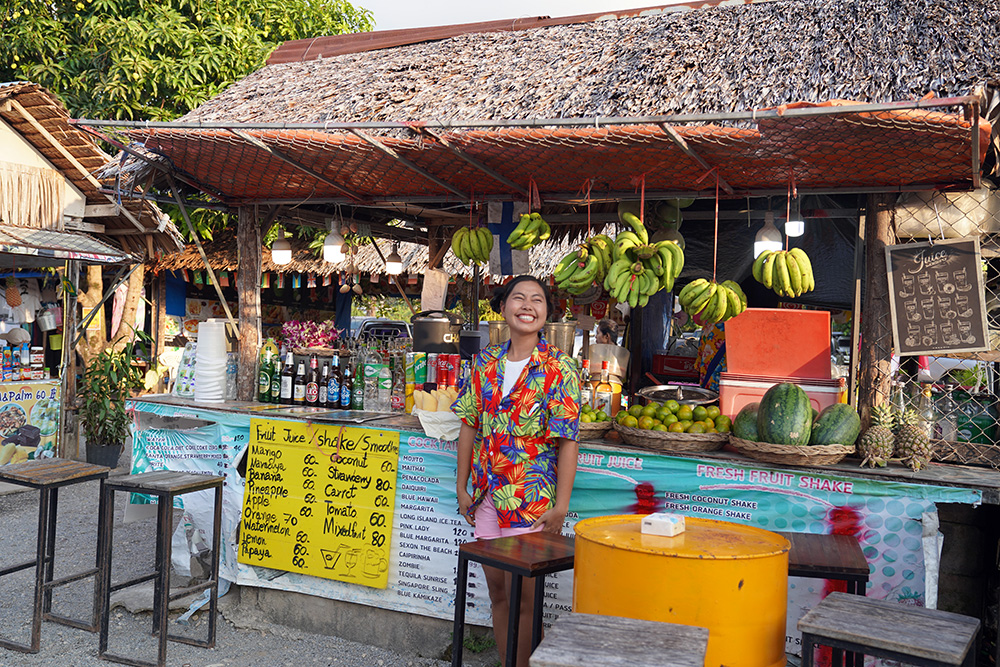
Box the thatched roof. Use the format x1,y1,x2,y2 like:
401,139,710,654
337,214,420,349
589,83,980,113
183,0,1000,126
0,82,183,255
149,227,595,280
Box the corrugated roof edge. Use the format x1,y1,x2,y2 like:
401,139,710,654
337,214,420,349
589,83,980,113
267,0,772,64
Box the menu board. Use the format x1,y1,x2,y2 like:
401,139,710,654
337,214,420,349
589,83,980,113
239,418,400,588
885,238,990,356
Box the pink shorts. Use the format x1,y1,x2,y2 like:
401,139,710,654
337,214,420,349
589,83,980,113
473,495,543,540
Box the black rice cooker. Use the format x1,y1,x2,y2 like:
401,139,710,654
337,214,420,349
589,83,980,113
411,310,463,354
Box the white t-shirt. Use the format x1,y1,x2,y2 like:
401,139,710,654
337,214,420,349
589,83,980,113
501,357,530,398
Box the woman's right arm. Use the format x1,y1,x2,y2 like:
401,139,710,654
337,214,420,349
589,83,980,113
456,422,477,526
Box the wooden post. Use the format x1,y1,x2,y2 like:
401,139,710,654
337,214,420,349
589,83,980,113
58,260,79,459
857,193,896,426
236,207,262,401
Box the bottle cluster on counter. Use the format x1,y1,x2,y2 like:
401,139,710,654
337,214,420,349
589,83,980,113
256,337,469,414
1,344,47,382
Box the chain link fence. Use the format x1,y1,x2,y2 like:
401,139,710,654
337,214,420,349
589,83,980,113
869,186,1000,469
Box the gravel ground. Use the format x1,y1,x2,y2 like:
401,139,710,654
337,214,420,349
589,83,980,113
0,465,496,667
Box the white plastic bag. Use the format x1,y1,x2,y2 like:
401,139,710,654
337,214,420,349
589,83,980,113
412,407,462,441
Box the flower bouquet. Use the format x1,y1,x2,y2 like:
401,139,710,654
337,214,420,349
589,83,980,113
280,320,342,354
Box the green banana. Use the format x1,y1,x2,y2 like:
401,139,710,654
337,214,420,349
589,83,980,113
628,276,640,308
752,250,772,284
688,282,717,315
658,240,684,278
722,281,747,311
565,255,600,289
761,252,778,289
639,293,649,308
788,248,814,292
620,211,649,245
773,251,792,297
784,252,802,296
554,251,580,283
678,279,709,307
723,286,742,320
648,252,664,277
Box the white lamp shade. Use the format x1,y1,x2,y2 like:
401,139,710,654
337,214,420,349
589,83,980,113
271,237,292,265
323,230,345,263
784,218,805,237
753,212,783,258
323,242,345,263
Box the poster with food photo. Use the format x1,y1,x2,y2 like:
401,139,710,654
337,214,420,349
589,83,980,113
0,380,60,465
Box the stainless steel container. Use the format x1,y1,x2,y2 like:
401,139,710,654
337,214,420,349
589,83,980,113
488,321,510,346
544,321,576,357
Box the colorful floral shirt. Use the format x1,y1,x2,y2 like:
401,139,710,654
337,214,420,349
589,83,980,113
453,336,581,528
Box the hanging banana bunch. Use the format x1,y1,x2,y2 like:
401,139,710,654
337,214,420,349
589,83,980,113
751,248,815,298
452,226,495,265
602,212,684,307
554,234,614,295
507,212,551,250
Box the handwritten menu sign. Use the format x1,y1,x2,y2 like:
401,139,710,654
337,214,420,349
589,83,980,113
885,237,989,356
239,418,400,588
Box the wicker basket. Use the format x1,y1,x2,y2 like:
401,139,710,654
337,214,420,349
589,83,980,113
613,422,727,453
729,435,855,466
578,420,613,440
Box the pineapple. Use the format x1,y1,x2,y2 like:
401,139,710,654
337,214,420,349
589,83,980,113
4,277,20,308
858,404,895,468
894,408,932,471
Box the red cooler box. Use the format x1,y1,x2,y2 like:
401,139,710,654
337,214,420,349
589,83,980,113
725,308,831,379
720,372,845,419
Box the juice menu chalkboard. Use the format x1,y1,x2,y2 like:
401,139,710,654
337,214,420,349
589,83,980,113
885,237,989,356
239,418,400,588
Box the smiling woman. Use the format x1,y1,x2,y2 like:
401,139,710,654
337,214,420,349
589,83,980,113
454,274,581,667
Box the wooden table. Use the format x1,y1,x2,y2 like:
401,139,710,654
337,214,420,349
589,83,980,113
452,532,575,667
779,531,870,595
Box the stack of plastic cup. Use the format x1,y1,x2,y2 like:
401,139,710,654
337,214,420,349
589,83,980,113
194,320,227,403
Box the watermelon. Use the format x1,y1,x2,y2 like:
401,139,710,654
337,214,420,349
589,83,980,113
757,383,812,445
810,403,861,446
732,403,760,441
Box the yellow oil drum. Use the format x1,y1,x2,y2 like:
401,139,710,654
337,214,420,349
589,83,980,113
573,515,789,667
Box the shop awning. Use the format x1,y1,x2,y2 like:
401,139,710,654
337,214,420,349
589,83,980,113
78,97,991,206
0,225,132,267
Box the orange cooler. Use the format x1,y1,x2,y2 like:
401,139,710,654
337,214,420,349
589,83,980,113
573,515,789,667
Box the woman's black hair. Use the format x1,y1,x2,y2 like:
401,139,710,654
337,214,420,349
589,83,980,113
489,275,556,321
597,318,618,345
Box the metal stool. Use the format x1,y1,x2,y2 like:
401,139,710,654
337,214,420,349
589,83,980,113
798,591,979,667
779,532,869,667
97,471,223,667
452,531,575,667
0,458,109,653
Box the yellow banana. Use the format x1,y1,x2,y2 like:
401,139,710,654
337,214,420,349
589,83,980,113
761,252,778,289
784,251,803,296
752,250,772,284
788,248,814,292
773,251,792,297
688,282,717,315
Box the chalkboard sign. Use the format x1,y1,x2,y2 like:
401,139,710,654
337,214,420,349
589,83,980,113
239,418,400,588
885,237,989,356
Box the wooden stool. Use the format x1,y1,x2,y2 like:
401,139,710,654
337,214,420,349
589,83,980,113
529,612,708,667
779,532,869,667
0,459,109,653
452,532,575,667
97,471,223,667
798,591,980,667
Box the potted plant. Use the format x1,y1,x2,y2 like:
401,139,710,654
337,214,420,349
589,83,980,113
79,330,149,467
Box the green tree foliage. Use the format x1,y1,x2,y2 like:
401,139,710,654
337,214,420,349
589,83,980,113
0,0,373,120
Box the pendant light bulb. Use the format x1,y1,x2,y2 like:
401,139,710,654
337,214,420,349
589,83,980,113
272,226,292,265
785,198,805,238
323,219,345,263
385,242,403,276
753,211,783,258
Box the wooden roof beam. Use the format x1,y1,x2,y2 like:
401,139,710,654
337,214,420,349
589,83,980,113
229,129,364,202
349,129,468,199
656,122,734,195
6,98,149,233
414,127,528,196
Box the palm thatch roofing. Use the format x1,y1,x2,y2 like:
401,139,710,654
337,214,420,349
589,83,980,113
0,82,183,256
148,226,592,280
185,0,997,125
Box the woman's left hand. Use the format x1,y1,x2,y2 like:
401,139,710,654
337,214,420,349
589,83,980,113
532,506,567,534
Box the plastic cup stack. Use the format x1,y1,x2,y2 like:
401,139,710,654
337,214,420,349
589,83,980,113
194,320,227,403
